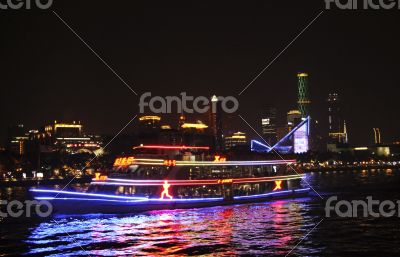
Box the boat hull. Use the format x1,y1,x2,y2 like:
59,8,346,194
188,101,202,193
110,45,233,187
30,188,311,214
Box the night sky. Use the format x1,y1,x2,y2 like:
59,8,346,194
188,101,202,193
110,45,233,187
1,1,399,146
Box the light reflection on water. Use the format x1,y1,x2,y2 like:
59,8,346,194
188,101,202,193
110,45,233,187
2,169,400,256
26,198,317,256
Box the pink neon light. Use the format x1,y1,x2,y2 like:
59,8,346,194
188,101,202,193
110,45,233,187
92,175,304,186
134,145,210,150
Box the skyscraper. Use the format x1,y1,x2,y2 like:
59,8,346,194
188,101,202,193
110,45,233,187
261,107,277,146
287,109,302,131
297,73,310,118
327,93,348,147
373,128,381,144
209,95,223,150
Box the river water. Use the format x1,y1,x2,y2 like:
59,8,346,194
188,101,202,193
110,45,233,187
1,169,400,256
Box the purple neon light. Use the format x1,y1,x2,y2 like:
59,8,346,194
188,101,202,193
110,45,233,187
103,175,304,185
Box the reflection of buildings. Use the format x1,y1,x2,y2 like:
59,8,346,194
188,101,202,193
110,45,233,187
261,107,277,146
225,132,247,150
327,93,348,152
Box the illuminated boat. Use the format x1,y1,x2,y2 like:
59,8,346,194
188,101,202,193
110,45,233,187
30,145,311,214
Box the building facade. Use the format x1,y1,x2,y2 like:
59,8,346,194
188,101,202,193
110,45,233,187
261,107,277,146
225,132,247,150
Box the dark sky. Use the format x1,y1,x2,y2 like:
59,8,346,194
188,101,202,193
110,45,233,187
1,1,399,146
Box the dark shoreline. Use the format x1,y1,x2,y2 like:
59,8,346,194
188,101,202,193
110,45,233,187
304,164,400,172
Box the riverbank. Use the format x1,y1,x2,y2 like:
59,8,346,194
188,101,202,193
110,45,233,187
304,164,400,172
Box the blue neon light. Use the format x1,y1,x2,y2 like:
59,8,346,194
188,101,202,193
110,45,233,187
35,196,224,203
251,117,310,154
33,188,310,204
35,197,149,203
233,188,310,200
30,189,149,200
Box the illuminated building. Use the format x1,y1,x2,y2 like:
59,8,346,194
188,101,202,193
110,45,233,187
180,121,213,147
42,121,102,154
138,115,161,129
261,106,277,146
6,124,28,155
327,93,348,152
252,116,310,154
297,72,310,118
44,121,82,138
287,110,302,131
373,128,381,144
224,132,247,150
181,122,208,131
209,95,223,150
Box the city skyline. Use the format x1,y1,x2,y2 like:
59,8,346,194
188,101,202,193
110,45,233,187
2,2,400,256
2,2,400,146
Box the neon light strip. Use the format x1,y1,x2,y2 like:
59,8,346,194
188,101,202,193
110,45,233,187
233,188,310,200
97,174,305,186
35,197,149,203
251,117,310,153
129,160,296,166
114,158,296,166
30,189,149,200
34,189,310,203
133,145,210,150
175,161,296,166
35,196,223,203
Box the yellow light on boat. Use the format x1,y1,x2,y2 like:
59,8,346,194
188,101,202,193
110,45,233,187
94,173,107,181
273,180,282,191
114,157,135,166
